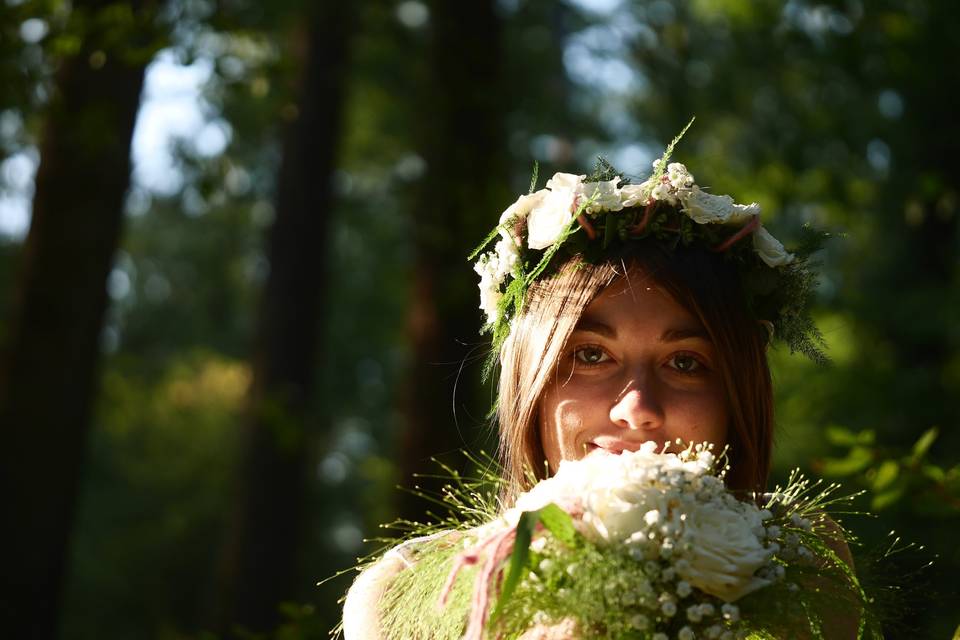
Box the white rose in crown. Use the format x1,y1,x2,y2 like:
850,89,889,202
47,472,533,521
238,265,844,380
525,173,584,250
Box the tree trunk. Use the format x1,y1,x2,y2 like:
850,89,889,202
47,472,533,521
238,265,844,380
0,2,153,637
397,0,507,521
212,4,354,635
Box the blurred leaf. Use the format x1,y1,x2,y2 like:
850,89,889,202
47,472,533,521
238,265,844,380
825,426,875,448
871,483,906,511
821,446,873,477
872,460,900,492
910,427,939,463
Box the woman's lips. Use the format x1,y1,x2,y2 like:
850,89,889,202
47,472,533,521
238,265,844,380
588,438,650,455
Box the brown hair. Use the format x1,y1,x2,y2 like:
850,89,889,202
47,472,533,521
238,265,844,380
495,243,773,503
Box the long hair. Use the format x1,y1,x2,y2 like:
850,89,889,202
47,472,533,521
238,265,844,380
494,243,773,503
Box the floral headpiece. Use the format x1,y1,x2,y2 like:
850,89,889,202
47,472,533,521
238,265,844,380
470,121,827,376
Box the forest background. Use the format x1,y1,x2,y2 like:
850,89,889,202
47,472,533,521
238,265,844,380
1,0,958,638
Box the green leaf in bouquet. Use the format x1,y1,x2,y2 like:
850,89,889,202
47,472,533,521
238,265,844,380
491,510,539,623
537,503,577,545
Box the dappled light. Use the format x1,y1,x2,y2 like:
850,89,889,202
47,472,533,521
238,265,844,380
0,0,957,638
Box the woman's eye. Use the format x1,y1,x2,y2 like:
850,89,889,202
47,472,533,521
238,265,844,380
573,346,610,365
669,354,703,373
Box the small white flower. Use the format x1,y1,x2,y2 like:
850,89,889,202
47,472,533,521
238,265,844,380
653,633,669,640
752,226,794,267
492,236,520,280
650,182,674,204
699,603,716,617
580,177,623,213
766,525,781,539
721,603,740,622
620,183,648,207
676,580,693,598
667,162,695,189
476,274,503,323
679,626,695,640
705,624,723,639
686,605,703,623
680,187,759,226
661,600,677,617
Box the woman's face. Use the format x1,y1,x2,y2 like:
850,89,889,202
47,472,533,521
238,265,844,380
538,274,729,471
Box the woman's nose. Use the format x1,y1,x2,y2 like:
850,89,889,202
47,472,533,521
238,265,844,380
608,381,664,431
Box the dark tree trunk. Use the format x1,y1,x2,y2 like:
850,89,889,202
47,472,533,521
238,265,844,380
212,4,354,635
0,2,153,637
397,0,508,520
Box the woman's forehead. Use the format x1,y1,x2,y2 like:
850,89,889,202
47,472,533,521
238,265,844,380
578,275,706,336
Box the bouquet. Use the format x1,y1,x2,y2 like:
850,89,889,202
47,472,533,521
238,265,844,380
372,443,879,639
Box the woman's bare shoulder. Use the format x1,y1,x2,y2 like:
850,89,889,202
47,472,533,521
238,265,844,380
340,531,460,640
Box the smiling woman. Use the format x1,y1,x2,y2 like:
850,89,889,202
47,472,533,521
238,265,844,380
498,243,773,501
340,151,866,639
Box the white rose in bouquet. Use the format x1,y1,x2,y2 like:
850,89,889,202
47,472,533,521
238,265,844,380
677,500,775,602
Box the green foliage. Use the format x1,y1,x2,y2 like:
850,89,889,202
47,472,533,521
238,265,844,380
818,427,960,515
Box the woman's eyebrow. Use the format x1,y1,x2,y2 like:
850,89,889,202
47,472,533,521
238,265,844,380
659,327,711,343
572,318,616,338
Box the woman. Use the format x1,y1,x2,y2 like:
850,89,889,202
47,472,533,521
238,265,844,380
342,151,855,638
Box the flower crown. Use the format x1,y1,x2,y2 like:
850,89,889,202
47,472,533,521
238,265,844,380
470,121,827,377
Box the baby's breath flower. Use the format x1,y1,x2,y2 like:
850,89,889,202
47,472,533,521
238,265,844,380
661,600,678,617
676,580,692,598
721,603,740,622
686,605,703,623
678,626,696,640
653,633,669,640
